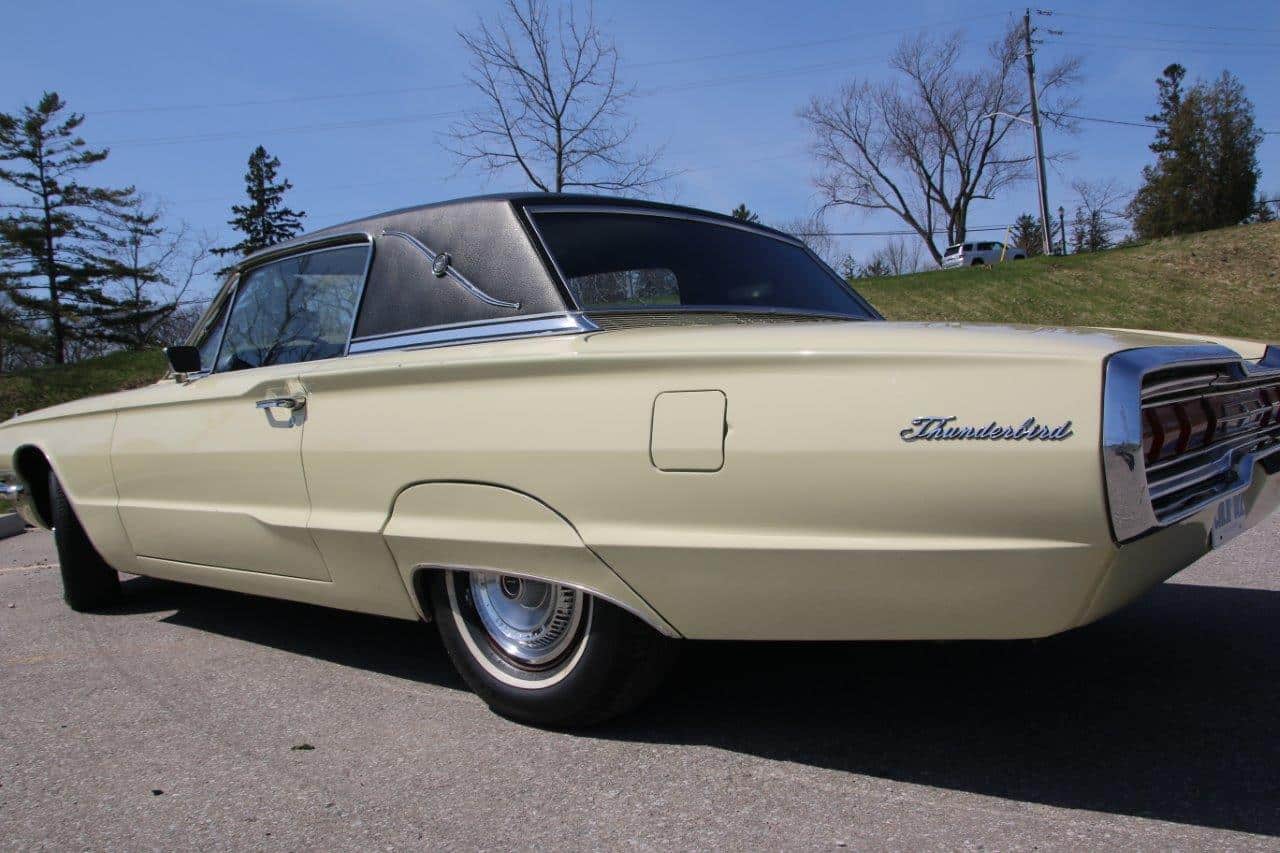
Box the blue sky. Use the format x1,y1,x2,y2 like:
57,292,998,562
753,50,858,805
4,0,1278,298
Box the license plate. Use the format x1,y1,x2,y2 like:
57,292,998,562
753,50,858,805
1211,494,1248,548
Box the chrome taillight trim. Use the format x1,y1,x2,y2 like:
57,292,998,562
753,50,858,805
1103,344,1280,543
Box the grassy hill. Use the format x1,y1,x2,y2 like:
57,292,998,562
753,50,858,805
0,349,166,418
856,221,1280,341
0,221,1275,417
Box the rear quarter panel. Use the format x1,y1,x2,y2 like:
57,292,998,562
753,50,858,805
300,324,1118,640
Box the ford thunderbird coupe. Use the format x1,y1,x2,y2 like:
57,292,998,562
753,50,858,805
3,194,1278,726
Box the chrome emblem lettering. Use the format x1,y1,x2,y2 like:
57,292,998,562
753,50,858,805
900,416,1074,443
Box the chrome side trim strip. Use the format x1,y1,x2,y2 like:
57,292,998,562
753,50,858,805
411,564,681,638
1103,344,1280,543
347,313,597,355
379,229,521,310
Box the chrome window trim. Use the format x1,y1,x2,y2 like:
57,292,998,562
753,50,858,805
348,313,597,355
212,236,374,375
178,272,239,379
235,230,374,271
1103,343,1280,543
379,229,521,311
343,239,378,357
521,204,883,321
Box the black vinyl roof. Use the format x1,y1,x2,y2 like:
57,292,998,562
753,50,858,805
238,192,798,269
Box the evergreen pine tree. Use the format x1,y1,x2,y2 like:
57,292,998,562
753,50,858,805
212,146,305,269
730,203,760,223
1010,213,1045,257
0,92,147,364
1129,66,1262,238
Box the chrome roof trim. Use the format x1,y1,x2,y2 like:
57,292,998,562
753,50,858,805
237,230,374,272
525,203,806,246
347,313,597,355
379,229,521,311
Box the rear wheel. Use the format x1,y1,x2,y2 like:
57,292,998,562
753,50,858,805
428,569,676,727
49,471,121,612
970,258,985,266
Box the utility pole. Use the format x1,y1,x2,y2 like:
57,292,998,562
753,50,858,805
1024,8,1052,256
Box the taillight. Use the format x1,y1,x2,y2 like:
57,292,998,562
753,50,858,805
1143,383,1280,467
1146,405,1182,464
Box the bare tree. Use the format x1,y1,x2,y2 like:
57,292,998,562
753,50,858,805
1069,178,1128,252
879,236,924,275
775,213,843,268
448,0,664,194
101,199,213,349
800,21,1081,266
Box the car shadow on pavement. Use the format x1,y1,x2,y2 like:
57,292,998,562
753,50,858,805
599,582,1280,838
113,576,463,689
113,576,1278,836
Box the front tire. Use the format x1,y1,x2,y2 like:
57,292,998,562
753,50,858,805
428,570,675,727
49,471,121,612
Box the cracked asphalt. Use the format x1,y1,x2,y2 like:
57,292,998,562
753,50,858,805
1,517,1278,850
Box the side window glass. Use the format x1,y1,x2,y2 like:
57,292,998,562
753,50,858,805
194,292,232,372
215,245,367,373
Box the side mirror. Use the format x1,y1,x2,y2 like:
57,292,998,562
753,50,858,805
164,345,202,374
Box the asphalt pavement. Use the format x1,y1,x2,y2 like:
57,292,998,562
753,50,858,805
2,517,1278,850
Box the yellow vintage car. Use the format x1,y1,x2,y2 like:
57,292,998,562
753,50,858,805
2,194,1278,726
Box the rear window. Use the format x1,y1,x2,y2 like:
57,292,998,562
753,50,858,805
530,211,874,318
976,242,995,251
944,245,961,257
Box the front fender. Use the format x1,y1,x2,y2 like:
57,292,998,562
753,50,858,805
381,482,680,637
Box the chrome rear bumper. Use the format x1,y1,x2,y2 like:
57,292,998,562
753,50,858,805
0,478,39,529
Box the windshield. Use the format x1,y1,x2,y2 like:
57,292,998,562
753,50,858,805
530,210,877,319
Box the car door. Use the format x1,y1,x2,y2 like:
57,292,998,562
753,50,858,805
111,239,370,581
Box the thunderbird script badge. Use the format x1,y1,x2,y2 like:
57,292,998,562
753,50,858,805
900,416,1074,443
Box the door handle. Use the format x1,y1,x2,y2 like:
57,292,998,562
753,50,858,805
255,396,306,411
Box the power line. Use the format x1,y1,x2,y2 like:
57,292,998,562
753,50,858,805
1052,39,1280,57
101,110,465,148
101,54,888,149
1053,30,1280,50
1049,111,1157,129
87,13,1008,117
1045,10,1280,36
1048,111,1280,136
93,83,470,116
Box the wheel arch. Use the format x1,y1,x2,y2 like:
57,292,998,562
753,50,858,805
383,481,680,638
12,444,53,529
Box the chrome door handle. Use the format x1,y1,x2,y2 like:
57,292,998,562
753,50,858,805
255,396,306,411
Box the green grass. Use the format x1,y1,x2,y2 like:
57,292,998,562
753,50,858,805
856,221,1280,342
0,349,166,417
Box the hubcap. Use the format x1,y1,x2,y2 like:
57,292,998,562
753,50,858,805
468,572,583,666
